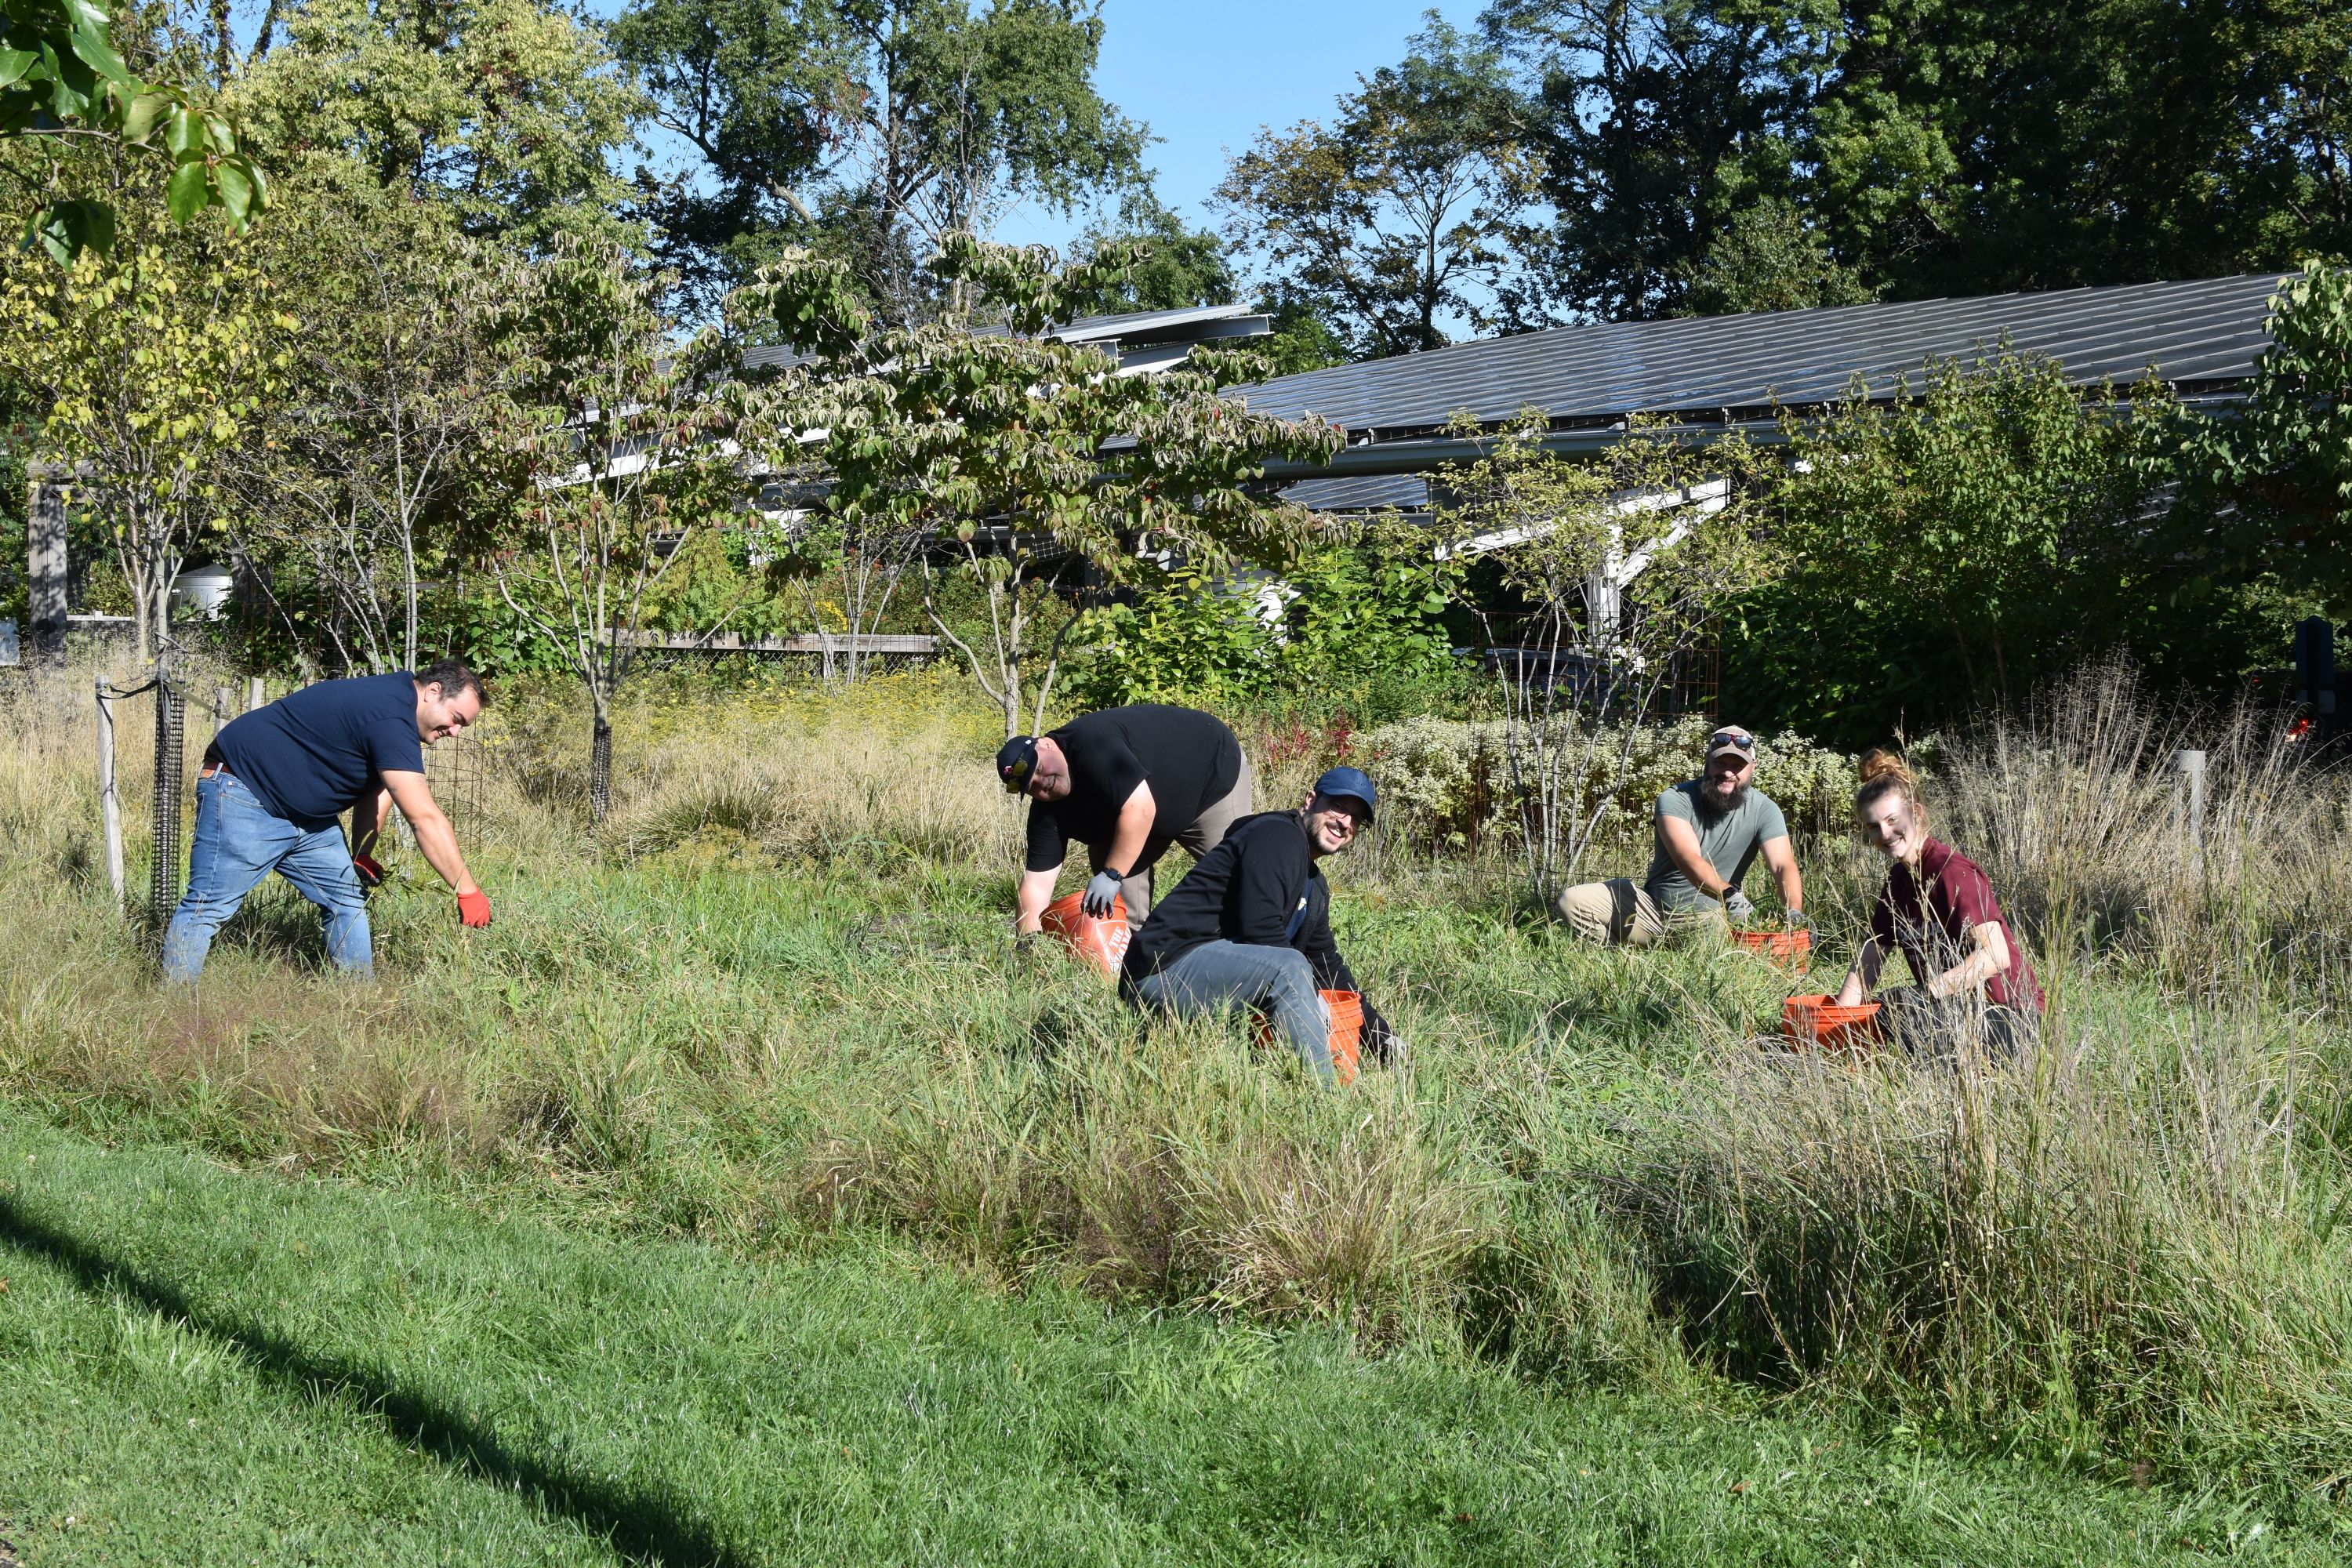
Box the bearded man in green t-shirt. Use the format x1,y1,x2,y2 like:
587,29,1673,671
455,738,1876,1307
1557,724,1806,946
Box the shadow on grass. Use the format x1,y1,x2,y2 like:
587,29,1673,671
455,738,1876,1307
0,1191,747,1568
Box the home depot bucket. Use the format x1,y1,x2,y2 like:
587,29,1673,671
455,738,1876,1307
1782,993,1882,1052
1733,926,1813,974
1040,891,1131,978
1254,988,1366,1084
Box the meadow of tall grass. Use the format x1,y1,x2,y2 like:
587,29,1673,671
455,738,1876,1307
3,652,2348,1515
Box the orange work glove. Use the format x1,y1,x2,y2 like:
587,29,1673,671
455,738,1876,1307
457,888,492,928
351,852,386,889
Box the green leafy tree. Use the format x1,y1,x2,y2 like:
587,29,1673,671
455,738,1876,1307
741,232,1342,736
2176,263,2352,615
1725,351,2197,745
2,0,268,258
1215,18,1535,358
0,238,290,662
1069,190,1234,313
493,240,746,817
612,0,1145,317
231,0,644,245
1483,0,1834,322
1679,194,1871,315
1805,0,2351,296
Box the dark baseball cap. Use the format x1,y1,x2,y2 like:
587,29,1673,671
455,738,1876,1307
996,735,1040,791
1312,765,1377,822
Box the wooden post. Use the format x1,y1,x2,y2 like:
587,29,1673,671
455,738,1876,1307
214,684,232,738
96,679,125,912
246,675,264,713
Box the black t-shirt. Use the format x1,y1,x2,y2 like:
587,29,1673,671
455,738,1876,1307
208,672,424,829
1120,811,1356,992
1023,704,1243,875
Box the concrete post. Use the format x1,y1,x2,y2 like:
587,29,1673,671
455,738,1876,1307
2170,749,2207,852
27,463,67,660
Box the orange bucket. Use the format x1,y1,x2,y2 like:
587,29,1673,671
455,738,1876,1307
1254,988,1366,1084
1040,891,1131,978
1782,993,1882,1052
1733,927,1813,973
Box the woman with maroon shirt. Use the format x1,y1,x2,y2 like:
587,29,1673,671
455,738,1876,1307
1834,751,2045,1058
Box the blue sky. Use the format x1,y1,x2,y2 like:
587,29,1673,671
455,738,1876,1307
993,1,1479,249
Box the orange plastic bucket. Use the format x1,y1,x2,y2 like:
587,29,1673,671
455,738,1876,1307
1783,993,1882,1052
1733,927,1813,973
1254,988,1366,1084
1040,891,1131,978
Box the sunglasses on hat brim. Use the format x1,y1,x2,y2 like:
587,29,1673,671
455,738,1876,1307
1708,731,1757,754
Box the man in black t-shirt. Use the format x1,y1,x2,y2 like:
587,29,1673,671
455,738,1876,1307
1120,766,1401,1080
996,704,1253,928
160,659,492,983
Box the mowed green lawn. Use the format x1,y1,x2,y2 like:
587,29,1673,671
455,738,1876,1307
0,1114,2321,1567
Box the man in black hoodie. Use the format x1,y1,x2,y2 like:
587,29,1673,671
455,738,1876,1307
1120,766,1400,1079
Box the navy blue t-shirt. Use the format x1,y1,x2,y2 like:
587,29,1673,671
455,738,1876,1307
208,673,424,828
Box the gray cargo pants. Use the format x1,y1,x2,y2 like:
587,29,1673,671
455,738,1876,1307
1098,753,1254,922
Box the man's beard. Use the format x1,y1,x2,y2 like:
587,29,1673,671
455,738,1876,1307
1700,779,1750,817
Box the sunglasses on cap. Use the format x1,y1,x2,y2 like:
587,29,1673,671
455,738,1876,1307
1708,729,1756,754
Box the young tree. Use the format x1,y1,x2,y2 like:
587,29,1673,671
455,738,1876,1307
741,233,1342,736
494,240,745,817
1214,18,1536,358
1440,415,1776,897
1,238,289,662
233,194,526,674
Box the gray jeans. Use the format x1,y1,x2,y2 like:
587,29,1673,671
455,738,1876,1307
1131,938,1333,1080
1103,753,1254,922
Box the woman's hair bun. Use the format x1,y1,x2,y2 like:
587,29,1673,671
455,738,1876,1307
1857,748,1917,791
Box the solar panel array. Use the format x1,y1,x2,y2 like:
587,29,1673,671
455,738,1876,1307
1238,273,2293,437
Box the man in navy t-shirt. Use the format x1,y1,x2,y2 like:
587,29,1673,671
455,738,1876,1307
161,659,492,982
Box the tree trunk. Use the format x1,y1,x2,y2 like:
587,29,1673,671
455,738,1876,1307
589,708,614,822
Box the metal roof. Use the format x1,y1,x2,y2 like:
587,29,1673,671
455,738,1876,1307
737,300,1267,378
1238,273,2294,438
1051,301,1260,343
1279,473,1432,513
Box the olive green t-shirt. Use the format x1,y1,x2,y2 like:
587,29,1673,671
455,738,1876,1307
1642,781,1789,912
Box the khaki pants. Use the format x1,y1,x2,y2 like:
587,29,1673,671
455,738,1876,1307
1556,877,1728,948
1102,754,1254,922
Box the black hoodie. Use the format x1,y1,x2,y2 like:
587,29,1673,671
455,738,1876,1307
1120,810,1360,993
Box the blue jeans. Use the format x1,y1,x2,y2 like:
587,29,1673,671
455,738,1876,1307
1131,940,1333,1080
161,771,372,982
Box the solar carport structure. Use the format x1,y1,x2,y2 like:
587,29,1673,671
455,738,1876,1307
1254,272,2292,512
